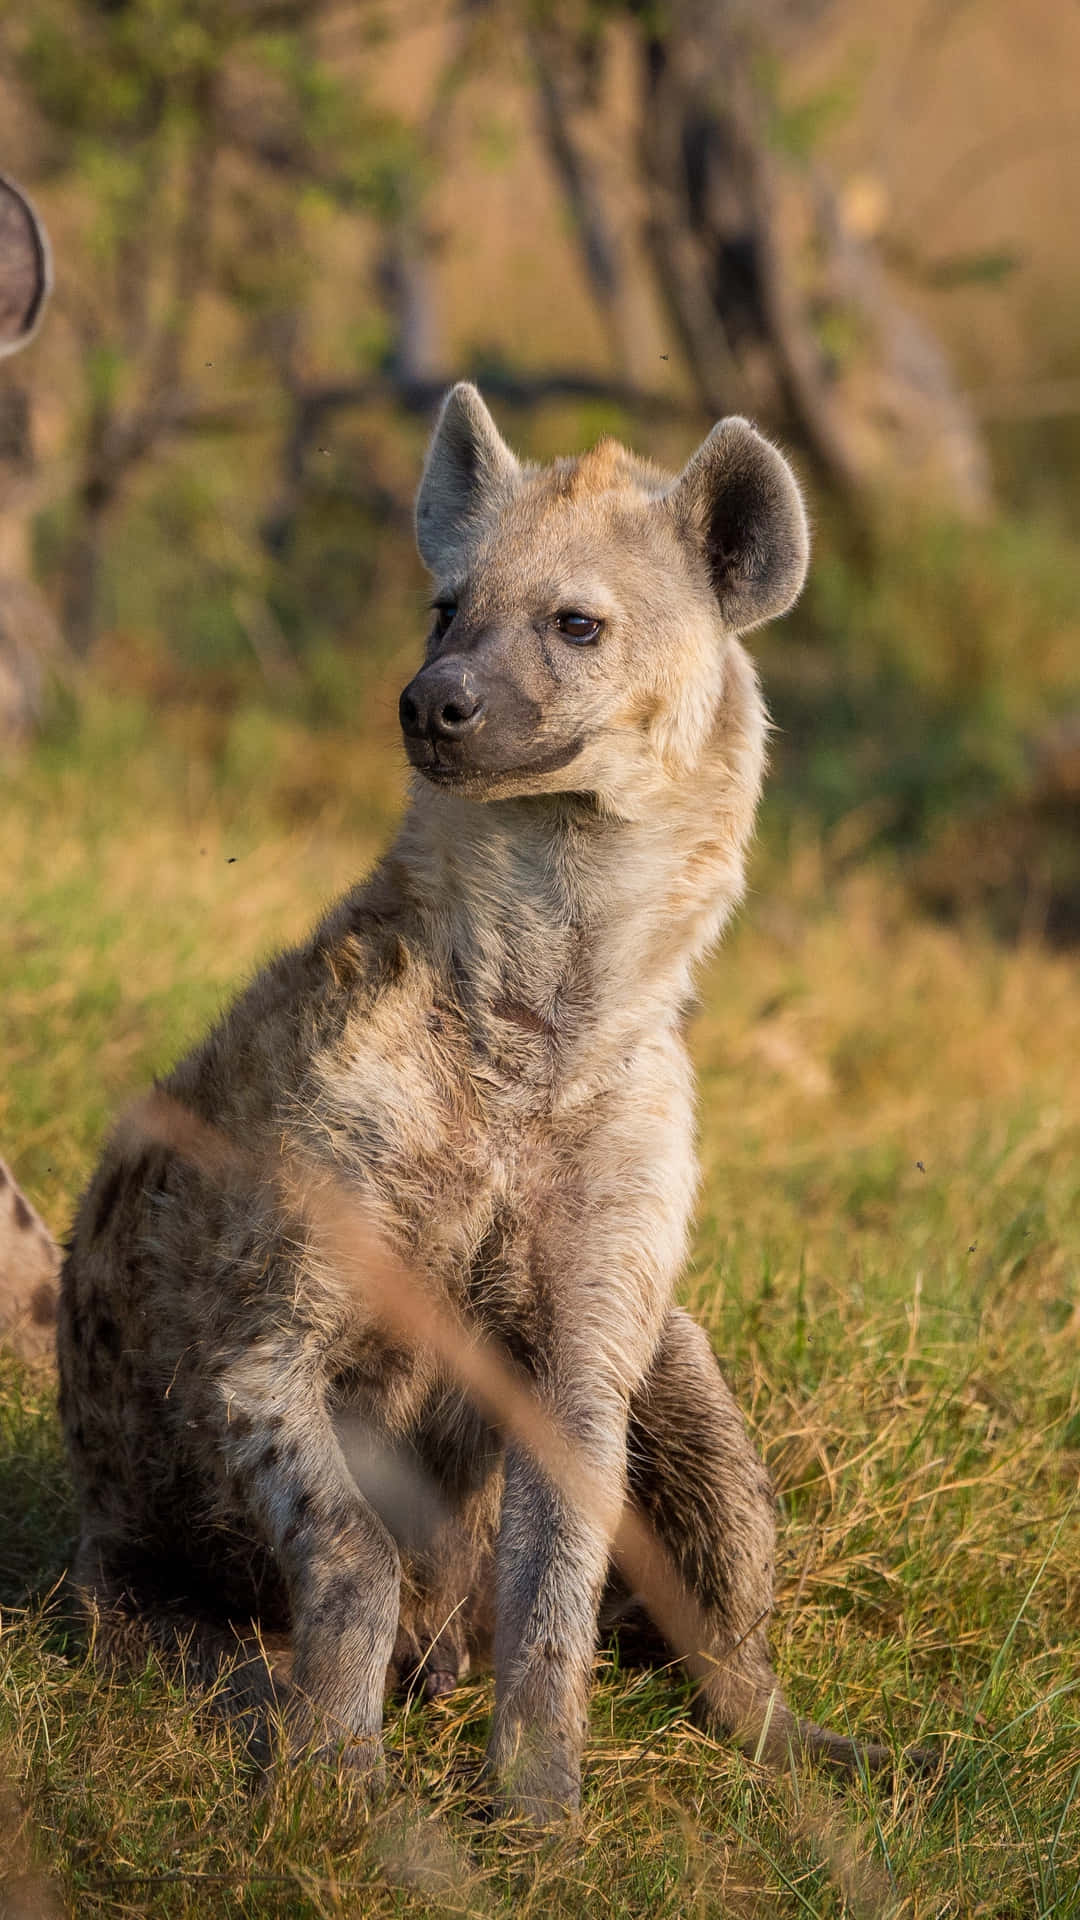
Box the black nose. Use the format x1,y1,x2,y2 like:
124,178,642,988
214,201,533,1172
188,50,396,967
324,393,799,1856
399,664,486,743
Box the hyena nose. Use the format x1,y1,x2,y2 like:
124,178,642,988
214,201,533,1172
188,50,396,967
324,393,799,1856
399,665,486,743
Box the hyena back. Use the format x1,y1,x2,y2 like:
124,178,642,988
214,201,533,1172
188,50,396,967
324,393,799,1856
60,386,893,1820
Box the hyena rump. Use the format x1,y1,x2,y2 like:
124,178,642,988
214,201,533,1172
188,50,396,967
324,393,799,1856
60,386,896,1820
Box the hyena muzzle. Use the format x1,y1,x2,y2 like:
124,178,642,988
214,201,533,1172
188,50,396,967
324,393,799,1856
59,385,925,1821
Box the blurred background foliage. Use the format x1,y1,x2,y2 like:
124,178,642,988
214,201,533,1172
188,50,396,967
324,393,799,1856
2,0,1080,937
3,18,1080,1910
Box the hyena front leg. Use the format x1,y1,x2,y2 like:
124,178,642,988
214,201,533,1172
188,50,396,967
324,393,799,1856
625,1308,892,1774
487,1382,629,1824
222,1355,401,1775
487,1051,695,1821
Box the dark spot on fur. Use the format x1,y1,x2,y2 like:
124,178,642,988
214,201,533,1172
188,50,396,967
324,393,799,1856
309,1572,359,1636
0,1162,7,1187
13,1191,32,1231
95,1314,121,1358
281,1488,315,1547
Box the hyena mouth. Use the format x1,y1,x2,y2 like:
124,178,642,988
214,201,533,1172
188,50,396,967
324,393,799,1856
408,736,589,789
404,743,474,785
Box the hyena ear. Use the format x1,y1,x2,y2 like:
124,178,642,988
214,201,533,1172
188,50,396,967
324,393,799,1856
415,382,520,573
0,174,51,359
665,418,809,631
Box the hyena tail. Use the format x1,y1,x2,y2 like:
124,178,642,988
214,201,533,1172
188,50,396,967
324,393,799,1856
797,1717,941,1780
71,1535,290,1763
726,1678,936,1783
605,1591,932,1782
791,1714,892,1776
694,1648,897,1778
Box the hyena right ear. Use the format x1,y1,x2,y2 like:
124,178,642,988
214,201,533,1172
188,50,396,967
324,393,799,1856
0,174,51,359
665,418,809,631
415,383,520,573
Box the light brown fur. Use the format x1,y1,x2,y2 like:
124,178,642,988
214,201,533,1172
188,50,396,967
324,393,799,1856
0,1158,59,1362
58,387,908,1821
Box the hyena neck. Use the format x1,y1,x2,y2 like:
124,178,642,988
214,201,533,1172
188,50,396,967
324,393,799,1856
393,651,767,1065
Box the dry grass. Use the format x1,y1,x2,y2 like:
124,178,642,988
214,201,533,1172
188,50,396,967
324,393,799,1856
1,688,1078,1917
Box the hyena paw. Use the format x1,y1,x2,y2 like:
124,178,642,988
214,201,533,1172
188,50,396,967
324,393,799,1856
488,1726,582,1827
389,1622,470,1703
423,1665,460,1702
333,1731,387,1793
285,1701,387,1790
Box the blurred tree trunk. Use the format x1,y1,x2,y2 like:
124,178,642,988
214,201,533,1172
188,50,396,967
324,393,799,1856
524,0,989,514
638,0,988,509
526,18,635,376
634,3,863,495
59,408,111,660
377,226,443,391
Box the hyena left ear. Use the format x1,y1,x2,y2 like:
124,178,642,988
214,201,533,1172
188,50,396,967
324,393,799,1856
665,418,809,631
415,382,520,573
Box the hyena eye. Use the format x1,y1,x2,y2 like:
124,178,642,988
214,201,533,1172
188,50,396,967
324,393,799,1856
554,610,602,645
432,601,457,638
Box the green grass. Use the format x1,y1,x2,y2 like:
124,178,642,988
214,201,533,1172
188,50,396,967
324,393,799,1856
2,683,1079,1917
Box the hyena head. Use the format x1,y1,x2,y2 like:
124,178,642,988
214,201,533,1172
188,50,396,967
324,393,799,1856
400,383,808,815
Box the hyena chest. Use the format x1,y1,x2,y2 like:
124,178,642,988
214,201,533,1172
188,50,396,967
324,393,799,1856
319,1008,580,1344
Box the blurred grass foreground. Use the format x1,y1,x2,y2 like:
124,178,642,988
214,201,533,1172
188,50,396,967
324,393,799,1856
2,1,1080,1914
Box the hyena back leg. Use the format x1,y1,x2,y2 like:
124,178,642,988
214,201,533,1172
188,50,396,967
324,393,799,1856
625,1309,892,1775
220,1361,401,1773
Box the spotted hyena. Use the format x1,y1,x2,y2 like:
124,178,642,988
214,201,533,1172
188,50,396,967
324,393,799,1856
59,386,909,1822
0,174,59,1353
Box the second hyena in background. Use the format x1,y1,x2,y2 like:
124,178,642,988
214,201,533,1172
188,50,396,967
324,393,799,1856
0,174,60,1353
59,385,910,1822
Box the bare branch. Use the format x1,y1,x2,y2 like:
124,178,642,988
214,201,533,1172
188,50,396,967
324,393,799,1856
526,20,632,374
